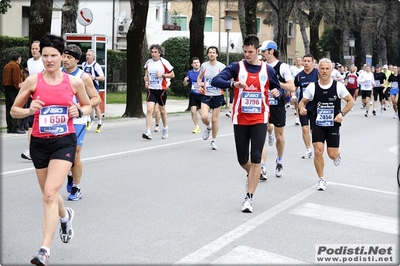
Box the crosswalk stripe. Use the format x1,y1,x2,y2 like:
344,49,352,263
289,203,398,235
211,245,309,265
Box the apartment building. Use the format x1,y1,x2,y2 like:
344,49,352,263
0,0,305,64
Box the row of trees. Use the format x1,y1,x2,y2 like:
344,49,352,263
4,0,399,117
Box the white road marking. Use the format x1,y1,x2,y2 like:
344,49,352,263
211,245,309,265
173,186,317,265
289,202,398,235
329,182,398,195
389,144,399,155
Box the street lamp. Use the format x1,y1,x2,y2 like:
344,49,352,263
221,15,236,66
349,37,355,65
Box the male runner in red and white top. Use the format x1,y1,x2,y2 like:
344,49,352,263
143,44,175,140
211,34,282,213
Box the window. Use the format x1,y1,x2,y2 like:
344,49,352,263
287,58,293,66
288,21,294,38
204,17,212,32
257,17,261,34
156,8,159,20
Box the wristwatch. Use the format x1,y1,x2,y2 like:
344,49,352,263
341,111,345,117
78,109,83,118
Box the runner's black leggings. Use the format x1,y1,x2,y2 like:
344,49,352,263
233,123,267,165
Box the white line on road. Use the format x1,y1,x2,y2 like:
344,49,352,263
1,133,234,176
329,182,398,195
289,202,399,235
211,245,309,265
173,186,317,265
389,144,399,155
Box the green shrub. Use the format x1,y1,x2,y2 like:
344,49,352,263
107,49,127,89
162,37,191,97
0,36,29,50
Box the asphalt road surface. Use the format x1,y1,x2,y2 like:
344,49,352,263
1,102,398,265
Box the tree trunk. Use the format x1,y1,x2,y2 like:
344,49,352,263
238,0,246,41
29,0,53,45
189,0,209,65
61,0,79,36
244,0,258,36
124,0,149,118
266,0,296,62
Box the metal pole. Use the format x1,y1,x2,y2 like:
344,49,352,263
226,30,230,65
112,0,115,51
218,0,221,53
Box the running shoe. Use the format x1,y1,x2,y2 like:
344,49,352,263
210,140,218,150
360,104,365,109
66,172,74,193
268,133,275,146
295,117,300,125
21,149,31,160
260,164,267,181
202,127,211,140
68,187,82,201
317,178,327,191
142,132,152,140
372,109,376,116
364,113,368,117
226,111,232,118
333,155,341,166
86,120,92,131
96,124,102,133
381,106,384,113
154,125,160,132
59,207,74,243
393,113,399,119
30,248,50,266
241,197,253,213
275,161,283,177
192,126,201,134
302,150,312,159
162,127,168,139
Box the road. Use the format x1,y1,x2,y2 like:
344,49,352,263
1,102,398,265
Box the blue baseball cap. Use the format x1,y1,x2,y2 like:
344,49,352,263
260,40,278,51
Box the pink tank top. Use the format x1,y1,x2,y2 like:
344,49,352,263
32,72,75,138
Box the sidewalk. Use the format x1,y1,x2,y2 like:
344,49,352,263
0,99,190,128
104,99,190,118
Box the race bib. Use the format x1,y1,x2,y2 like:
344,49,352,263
39,105,69,135
268,91,278,105
241,92,262,113
191,82,199,91
375,80,380,87
392,81,398,89
348,77,355,84
205,77,218,91
316,106,334,127
149,73,160,85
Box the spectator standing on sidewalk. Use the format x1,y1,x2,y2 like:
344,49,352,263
2,53,24,134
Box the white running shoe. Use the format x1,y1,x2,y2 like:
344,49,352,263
317,178,327,191
202,127,211,140
260,164,267,181
275,161,283,177
333,155,341,166
210,140,218,150
21,149,31,160
302,150,313,159
59,207,74,243
154,126,160,132
162,127,168,139
268,134,275,146
142,131,152,140
241,197,253,213
295,117,300,125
